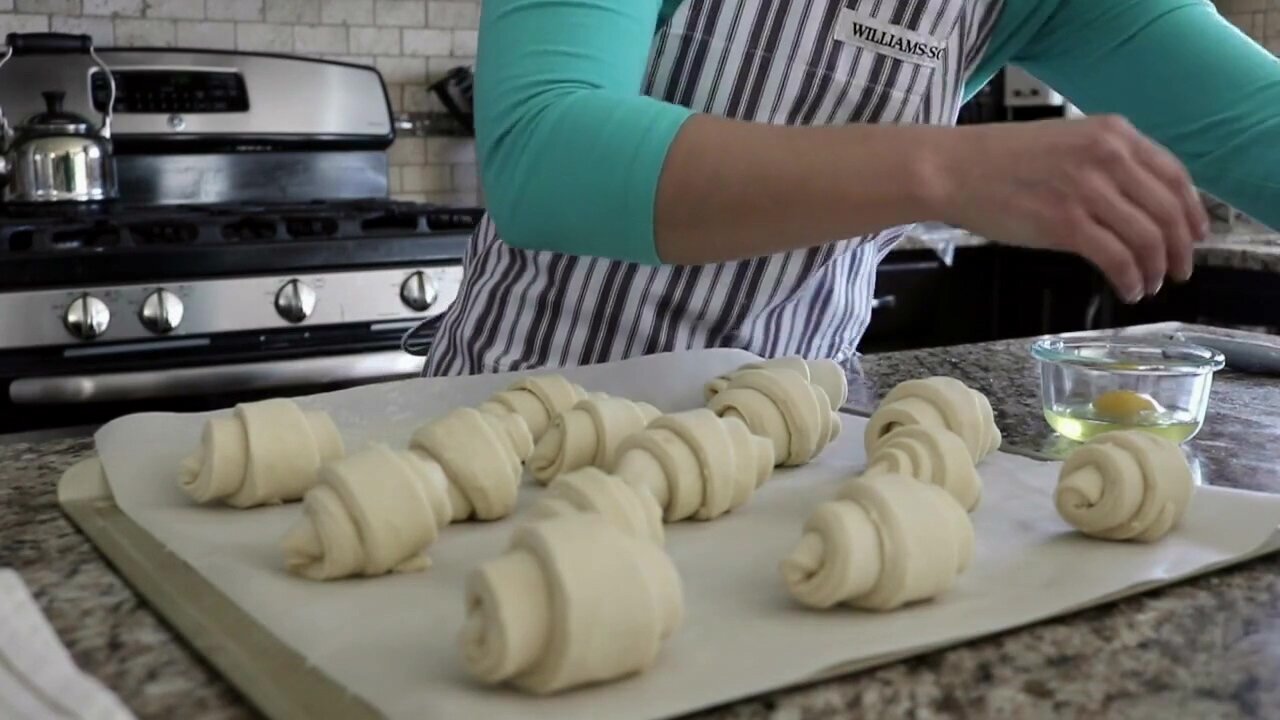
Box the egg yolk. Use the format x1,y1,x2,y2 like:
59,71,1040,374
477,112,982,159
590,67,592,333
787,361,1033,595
1092,390,1161,422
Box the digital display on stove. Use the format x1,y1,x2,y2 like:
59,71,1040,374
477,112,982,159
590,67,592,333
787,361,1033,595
91,70,249,114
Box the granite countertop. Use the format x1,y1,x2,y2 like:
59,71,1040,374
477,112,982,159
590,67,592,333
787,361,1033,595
895,227,1280,274
3,323,1280,719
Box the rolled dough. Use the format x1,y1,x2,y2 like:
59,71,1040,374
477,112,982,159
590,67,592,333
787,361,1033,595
707,367,841,466
612,409,774,522
281,443,453,580
410,407,532,521
865,377,1001,463
1055,430,1194,542
781,473,974,611
528,467,664,545
459,513,683,694
178,398,344,508
528,396,661,485
861,424,981,511
478,375,592,443
704,356,848,409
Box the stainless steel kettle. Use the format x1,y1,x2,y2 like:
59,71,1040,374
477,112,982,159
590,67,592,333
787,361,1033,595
0,32,117,203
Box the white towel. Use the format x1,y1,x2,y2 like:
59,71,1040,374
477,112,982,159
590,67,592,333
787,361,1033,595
0,569,135,720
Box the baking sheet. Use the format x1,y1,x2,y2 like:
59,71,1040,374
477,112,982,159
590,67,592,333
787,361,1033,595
86,349,1280,720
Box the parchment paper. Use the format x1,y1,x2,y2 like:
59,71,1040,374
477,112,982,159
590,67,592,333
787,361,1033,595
91,349,1280,720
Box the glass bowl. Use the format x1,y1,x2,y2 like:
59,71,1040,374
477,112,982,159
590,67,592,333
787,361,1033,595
1029,336,1224,444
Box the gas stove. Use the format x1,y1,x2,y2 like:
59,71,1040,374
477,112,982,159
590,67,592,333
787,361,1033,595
0,199,476,350
0,41,477,433
1,199,477,288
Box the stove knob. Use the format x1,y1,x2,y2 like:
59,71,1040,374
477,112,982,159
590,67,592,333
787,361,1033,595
275,279,317,324
64,294,110,340
400,271,438,312
139,289,184,334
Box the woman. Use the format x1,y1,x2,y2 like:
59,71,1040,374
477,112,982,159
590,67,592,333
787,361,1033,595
415,0,1280,375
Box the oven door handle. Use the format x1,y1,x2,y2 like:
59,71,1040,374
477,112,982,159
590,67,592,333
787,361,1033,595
9,350,425,405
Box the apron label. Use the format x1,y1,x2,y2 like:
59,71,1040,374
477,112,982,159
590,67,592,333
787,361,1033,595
833,7,946,67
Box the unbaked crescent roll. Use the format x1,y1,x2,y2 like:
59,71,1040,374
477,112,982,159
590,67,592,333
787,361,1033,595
281,443,454,580
459,513,683,695
613,409,774,522
528,467,664,545
410,407,533,521
781,473,973,611
528,396,660,485
707,367,840,466
705,356,848,408
864,377,1001,463
179,398,344,508
478,375,592,443
862,424,981,511
1055,430,1193,542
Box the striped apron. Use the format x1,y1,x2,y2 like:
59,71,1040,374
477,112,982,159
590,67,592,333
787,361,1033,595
416,0,1004,376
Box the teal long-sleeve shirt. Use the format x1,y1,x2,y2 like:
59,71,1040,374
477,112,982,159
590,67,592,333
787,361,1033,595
475,0,1280,265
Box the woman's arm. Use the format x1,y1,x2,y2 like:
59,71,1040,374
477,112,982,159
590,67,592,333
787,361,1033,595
1009,0,1280,232
477,0,962,265
479,0,1203,302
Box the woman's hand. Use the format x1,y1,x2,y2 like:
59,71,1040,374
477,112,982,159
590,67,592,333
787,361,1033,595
931,116,1208,302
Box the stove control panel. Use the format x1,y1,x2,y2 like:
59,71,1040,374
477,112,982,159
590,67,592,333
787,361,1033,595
399,271,438,312
0,266,463,350
139,289,185,334
92,70,250,114
63,294,111,341
275,279,318,324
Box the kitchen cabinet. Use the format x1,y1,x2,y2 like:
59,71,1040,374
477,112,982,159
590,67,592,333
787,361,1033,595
1111,265,1280,335
859,248,998,352
862,245,1280,352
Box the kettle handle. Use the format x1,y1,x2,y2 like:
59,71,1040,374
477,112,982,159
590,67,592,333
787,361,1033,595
4,33,93,55
0,33,115,140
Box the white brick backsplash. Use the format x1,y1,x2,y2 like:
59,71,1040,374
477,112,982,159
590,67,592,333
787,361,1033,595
2,0,481,198
0,12,49,31
265,0,318,23
144,0,202,19
178,20,235,48
325,53,373,65
321,0,371,24
1226,11,1263,36
1268,8,1280,37
115,17,176,44
421,190,476,206
428,1,478,29
451,29,476,56
208,0,263,21
83,0,141,15
236,21,294,51
294,24,346,52
375,54,425,84
388,136,427,164
402,84,440,112
16,0,78,14
451,162,477,191
402,26,448,55
401,164,451,192
375,0,424,27
428,55,470,75
349,26,398,54
1218,0,1267,11
427,137,473,164
51,14,114,44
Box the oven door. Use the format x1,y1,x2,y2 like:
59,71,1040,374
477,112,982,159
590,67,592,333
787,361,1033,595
0,320,433,434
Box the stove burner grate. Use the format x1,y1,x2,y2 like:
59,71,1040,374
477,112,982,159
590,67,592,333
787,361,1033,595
0,199,482,256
